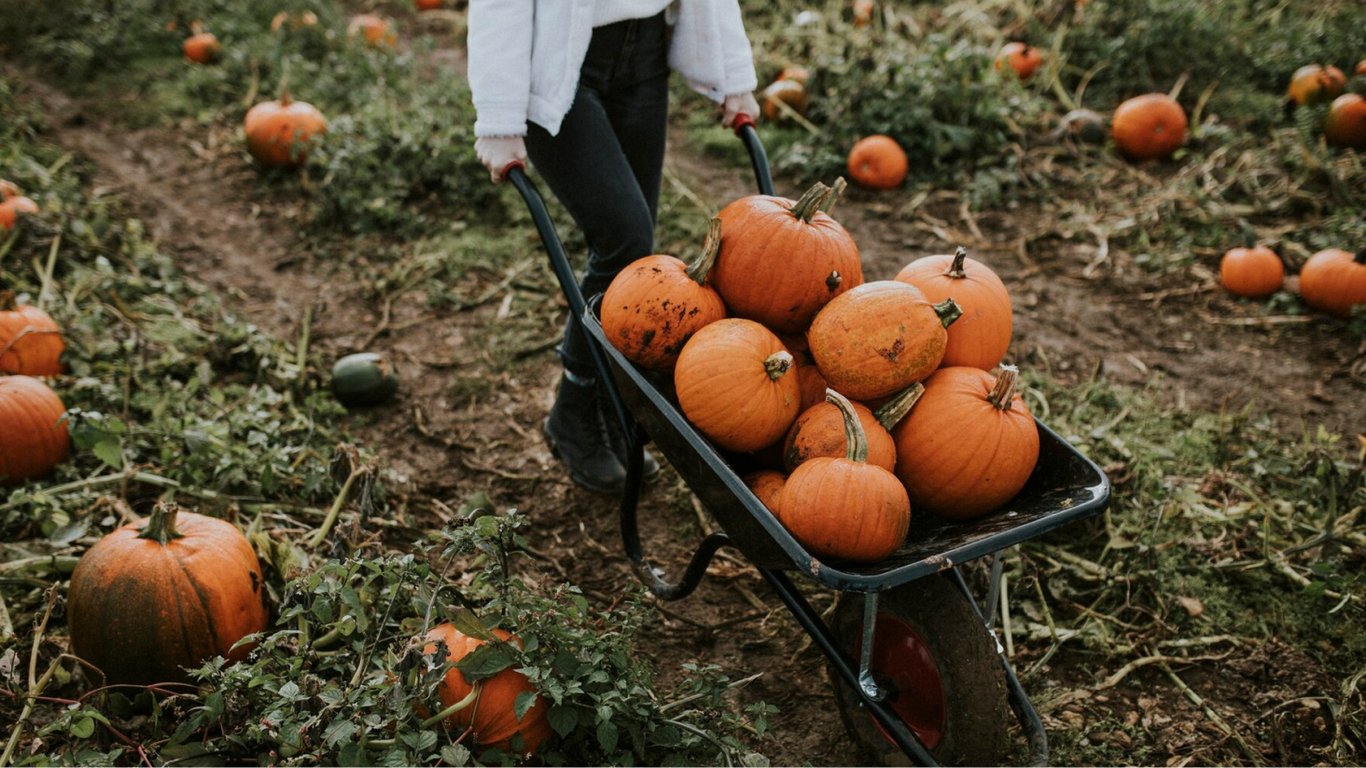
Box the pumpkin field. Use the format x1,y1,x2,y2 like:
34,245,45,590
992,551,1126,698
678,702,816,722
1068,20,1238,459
1,0,1365,766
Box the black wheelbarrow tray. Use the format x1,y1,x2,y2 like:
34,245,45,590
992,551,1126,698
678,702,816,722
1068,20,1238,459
504,115,1111,767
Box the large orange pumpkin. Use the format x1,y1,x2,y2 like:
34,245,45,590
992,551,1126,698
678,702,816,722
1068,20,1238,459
674,319,801,452
847,135,908,190
67,502,268,685
895,246,1012,370
776,390,910,563
601,218,727,370
712,181,863,334
892,366,1039,520
1298,248,1366,318
422,623,552,757
1219,245,1283,299
994,42,1043,80
1286,64,1347,107
1324,93,1366,149
244,86,327,167
0,291,65,376
807,280,961,401
782,383,921,473
0,375,69,486
1111,93,1187,161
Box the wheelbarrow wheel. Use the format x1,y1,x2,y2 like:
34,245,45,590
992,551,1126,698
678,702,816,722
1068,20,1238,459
830,574,1011,766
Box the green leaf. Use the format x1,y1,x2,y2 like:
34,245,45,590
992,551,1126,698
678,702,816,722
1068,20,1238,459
452,643,515,682
440,743,471,766
69,715,96,739
514,690,537,721
337,744,369,767
547,704,578,738
597,719,619,754
447,606,492,642
92,437,122,468
399,730,438,752
324,719,358,747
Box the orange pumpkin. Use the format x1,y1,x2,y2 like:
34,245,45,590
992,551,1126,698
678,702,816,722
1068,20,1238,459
0,194,39,230
1298,248,1366,318
808,280,961,401
762,78,808,121
892,366,1039,520
847,135,908,190
270,10,319,32
422,624,552,757
182,31,221,64
852,0,875,27
1111,93,1187,161
1324,93,1366,149
348,14,396,48
793,352,831,411
713,181,863,335
778,66,811,85
895,246,1012,370
674,319,801,453
0,375,69,486
416,0,443,9
993,42,1043,80
1357,60,1366,76
601,218,727,370
782,383,921,473
244,86,327,167
1219,245,1283,299
0,291,64,376
1286,64,1347,107
0,179,21,200
744,470,787,515
776,390,910,562
67,502,267,684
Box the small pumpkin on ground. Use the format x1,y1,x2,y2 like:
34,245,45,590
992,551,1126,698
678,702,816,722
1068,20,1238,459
892,365,1039,520
0,375,69,486
270,10,319,32
744,470,787,515
348,13,397,47
1286,64,1347,107
415,0,444,9
422,623,553,757
1324,93,1366,149
776,390,910,563
0,181,39,230
994,42,1043,80
852,0,875,27
1219,245,1284,299
762,78,808,121
601,218,727,370
1111,93,1187,161
807,280,961,401
895,246,1012,371
332,352,400,406
777,65,811,84
67,502,268,685
0,291,65,376
782,383,922,473
244,84,327,167
713,180,863,335
847,135,908,190
182,23,221,64
674,318,801,453
1298,247,1366,318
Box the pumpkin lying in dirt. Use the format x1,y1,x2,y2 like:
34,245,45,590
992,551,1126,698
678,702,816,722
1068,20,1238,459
0,374,69,486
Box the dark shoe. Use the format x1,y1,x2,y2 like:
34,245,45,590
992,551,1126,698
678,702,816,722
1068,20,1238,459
544,377,626,493
600,393,660,480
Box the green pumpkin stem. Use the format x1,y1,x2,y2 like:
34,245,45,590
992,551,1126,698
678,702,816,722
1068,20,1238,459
987,365,1021,411
790,182,831,223
934,297,963,328
418,682,482,729
137,501,186,545
946,246,969,279
826,389,867,463
874,382,925,431
686,217,723,285
817,177,848,216
764,350,795,381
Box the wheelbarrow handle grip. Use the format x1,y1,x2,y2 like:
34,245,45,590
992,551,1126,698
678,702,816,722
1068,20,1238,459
733,117,776,196
499,159,526,183
730,112,757,133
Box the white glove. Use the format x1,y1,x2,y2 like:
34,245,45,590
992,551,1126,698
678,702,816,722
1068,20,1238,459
474,136,528,184
721,92,761,128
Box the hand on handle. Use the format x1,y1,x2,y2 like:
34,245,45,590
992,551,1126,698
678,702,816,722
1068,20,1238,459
475,136,527,184
721,92,760,129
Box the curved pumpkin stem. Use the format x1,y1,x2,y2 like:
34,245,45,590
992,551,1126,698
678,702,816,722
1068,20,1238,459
826,389,867,463
946,246,969,279
817,177,848,216
874,382,924,431
789,182,831,224
137,501,186,545
419,681,482,729
686,218,723,286
987,365,1021,411
933,297,963,328
764,350,795,381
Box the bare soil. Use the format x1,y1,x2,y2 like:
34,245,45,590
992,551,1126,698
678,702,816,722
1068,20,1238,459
11,32,1363,764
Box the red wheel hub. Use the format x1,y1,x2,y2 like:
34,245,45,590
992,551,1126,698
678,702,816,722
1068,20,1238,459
855,613,948,749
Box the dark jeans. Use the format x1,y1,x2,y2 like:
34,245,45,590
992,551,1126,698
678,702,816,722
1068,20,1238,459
525,12,670,380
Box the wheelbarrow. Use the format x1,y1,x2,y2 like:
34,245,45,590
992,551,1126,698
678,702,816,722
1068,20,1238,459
504,114,1111,766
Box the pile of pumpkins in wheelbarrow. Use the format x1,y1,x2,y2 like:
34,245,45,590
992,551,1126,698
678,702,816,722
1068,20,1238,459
600,178,1034,564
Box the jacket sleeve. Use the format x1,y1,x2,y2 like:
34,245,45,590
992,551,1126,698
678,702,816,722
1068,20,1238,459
468,0,534,137
717,0,758,97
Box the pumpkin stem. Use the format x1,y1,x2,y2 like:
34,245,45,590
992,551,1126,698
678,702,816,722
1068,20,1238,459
824,271,842,292
0,290,16,311
817,177,848,216
419,682,482,729
874,382,925,431
137,501,186,545
946,246,969,279
764,350,795,381
933,298,963,328
987,365,1021,411
686,218,723,285
790,182,831,224
825,389,867,463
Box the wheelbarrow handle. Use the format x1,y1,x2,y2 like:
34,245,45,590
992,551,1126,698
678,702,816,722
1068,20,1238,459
731,114,776,196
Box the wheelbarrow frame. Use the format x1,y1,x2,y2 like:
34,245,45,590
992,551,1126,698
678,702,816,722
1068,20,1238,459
504,115,1111,766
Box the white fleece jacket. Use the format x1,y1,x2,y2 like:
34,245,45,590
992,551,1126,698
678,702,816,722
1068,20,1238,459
468,0,759,138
